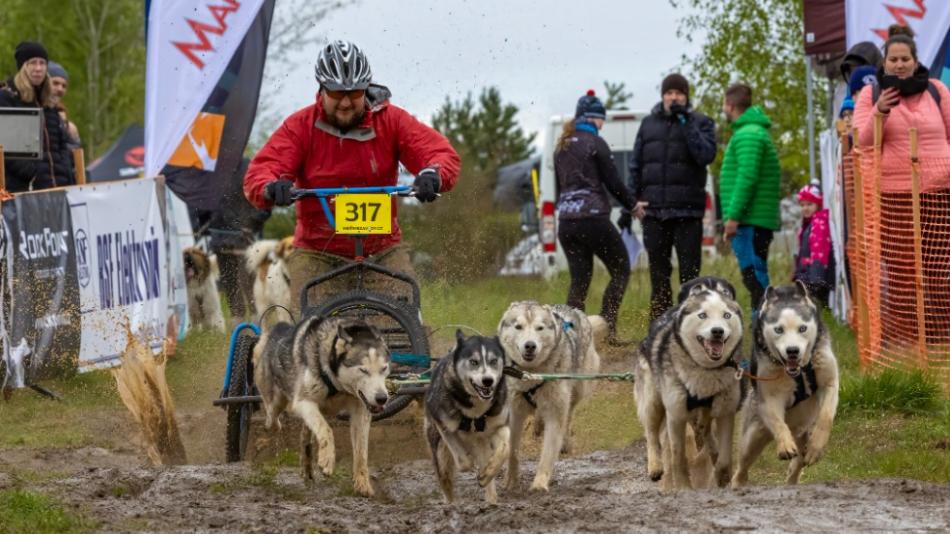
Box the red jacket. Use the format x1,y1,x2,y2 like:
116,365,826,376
245,88,460,257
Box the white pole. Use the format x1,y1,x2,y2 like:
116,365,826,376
806,55,817,183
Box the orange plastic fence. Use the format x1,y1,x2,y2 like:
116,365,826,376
845,120,950,383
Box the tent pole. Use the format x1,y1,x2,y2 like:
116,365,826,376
806,55,817,183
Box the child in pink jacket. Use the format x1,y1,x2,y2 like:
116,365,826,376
794,185,834,307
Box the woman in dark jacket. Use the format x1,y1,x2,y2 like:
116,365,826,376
0,41,75,192
555,90,637,344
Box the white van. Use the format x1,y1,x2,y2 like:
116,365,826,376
536,110,718,279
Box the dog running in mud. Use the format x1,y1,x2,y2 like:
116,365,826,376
424,331,510,504
732,282,840,488
497,301,604,492
253,315,391,497
634,276,744,489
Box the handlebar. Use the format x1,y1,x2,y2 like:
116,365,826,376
290,185,416,200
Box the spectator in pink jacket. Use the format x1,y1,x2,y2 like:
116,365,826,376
853,24,950,192
794,185,834,308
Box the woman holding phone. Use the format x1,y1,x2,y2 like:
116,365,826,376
853,24,950,345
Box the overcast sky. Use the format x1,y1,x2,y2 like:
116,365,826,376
259,0,703,149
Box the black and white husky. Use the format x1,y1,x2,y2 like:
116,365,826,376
732,282,839,487
634,277,744,489
424,331,509,504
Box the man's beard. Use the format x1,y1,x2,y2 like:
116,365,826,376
325,109,366,132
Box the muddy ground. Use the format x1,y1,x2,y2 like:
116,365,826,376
2,434,948,533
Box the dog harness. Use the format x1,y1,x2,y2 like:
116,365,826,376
320,371,339,398
458,415,488,432
521,382,545,409
791,363,818,407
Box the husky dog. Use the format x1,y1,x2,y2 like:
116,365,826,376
183,247,225,331
246,237,293,320
497,302,604,492
732,282,839,488
634,277,743,489
253,315,390,497
424,331,510,504
677,276,737,304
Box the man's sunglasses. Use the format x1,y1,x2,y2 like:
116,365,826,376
323,89,366,100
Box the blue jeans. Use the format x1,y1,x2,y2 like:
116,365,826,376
730,225,773,318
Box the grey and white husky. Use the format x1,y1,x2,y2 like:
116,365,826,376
497,302,604,492
732,282,839,487
253,316,391,497
634,277,744,489
424,331,510,504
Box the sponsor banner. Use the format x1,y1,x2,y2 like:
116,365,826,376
846,1,950,68
1,192,81,385
67,178,169,371
145,0,267,178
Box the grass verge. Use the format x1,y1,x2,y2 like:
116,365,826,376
0,489,93,534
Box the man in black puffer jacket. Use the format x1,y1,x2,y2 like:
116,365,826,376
625,73,716,319
0,41,75,192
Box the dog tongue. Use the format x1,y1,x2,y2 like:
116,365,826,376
704,339,724,358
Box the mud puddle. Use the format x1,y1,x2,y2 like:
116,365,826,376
2,444,948,533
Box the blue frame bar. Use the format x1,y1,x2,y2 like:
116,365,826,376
293,186,411,230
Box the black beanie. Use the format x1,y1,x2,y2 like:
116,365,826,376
15,41,48,70
575,89,607,120
661,73,689,97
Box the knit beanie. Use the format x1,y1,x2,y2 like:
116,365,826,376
47,61,68,80
848,65,877,97
839,97,854,117
798,184,823,207
15,41,48,70
575,89,606,120
661,73,689,97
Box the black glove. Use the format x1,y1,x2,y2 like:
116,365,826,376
669,103,689,125
413,169,441,203
617,210,632,232
264,179,294,207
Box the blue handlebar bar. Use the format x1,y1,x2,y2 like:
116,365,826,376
289,185,414,230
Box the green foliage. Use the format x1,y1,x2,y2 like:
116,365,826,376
431,86,536,176
0,0,145,159
603,80,633,110
0,490,93,533
670,0,829,194
839,368,945,416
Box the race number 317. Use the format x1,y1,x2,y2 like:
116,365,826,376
334,193,392,234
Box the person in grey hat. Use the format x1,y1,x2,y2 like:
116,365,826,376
46,61,81,150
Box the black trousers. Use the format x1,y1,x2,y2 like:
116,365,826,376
557,217,630,330
641,216,703,320
216,250,254,321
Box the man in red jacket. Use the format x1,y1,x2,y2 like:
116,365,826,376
245,40,460,314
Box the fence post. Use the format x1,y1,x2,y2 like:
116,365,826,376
851,128,870,368
72,148,86,185
908,128,927,367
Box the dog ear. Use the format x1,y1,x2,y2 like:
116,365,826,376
764,285,778,303
456,329,466,346
794,280,810,299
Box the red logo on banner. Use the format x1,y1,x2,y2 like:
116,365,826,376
172,0,241,69
873,1,926,40
125,146,145,167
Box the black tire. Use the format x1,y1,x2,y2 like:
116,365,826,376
311,290,429,421
226,333,257,462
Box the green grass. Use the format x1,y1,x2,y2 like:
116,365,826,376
840,368,944,416
0,490,93,534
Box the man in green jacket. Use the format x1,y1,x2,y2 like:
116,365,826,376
719,83,781,318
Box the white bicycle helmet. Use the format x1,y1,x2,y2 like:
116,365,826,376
315,40,372,91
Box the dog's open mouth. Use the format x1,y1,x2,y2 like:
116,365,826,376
699,336,725,360
359,391,385,414
784,359,802,377
472,382,494,400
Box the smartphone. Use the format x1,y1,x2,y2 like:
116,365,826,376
877,74,901,107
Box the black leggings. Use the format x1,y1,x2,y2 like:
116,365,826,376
641,216,703,320
558,217,630,330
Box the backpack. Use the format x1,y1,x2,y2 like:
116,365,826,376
871,80,942,107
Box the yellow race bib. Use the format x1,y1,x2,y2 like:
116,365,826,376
334,194,392,234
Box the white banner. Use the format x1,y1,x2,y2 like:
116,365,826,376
820,129,851,323
145,0,267,178
846,0,950,67
68,178,169,371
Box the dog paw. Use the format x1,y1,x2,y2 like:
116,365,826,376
318,453,335,477
715,466,732,488
504,473,520,492
649,468,663,482
803,445,824,466
352,477,375,498
776,439,799,461
529,481,550,493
